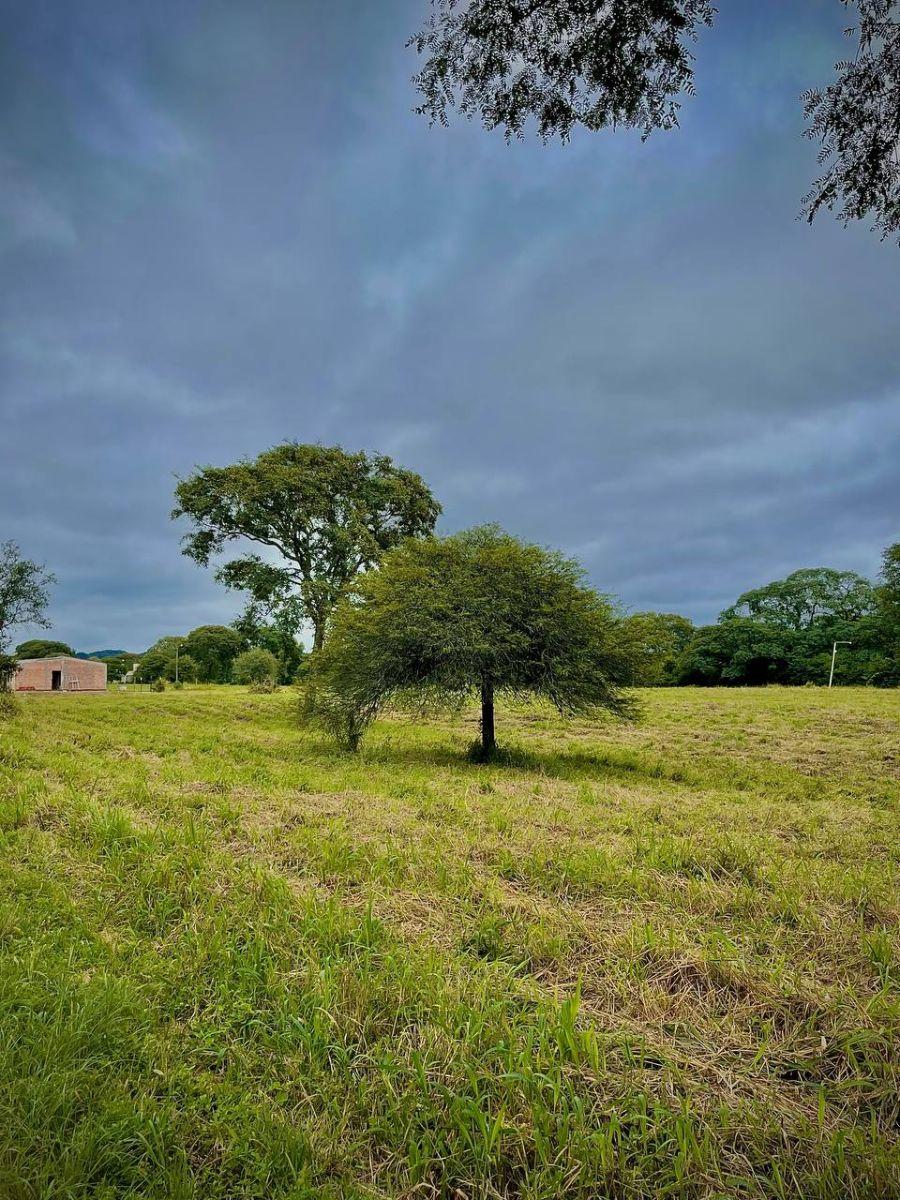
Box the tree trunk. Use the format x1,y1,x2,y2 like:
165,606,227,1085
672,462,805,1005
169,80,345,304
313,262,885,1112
312,619,325,653
480,676,496,758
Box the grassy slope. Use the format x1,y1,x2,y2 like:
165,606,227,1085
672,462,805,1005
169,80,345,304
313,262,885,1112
0,687,897,1199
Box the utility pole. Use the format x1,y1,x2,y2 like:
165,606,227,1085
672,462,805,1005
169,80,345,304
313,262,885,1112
175,643,179,684
828,640,851,688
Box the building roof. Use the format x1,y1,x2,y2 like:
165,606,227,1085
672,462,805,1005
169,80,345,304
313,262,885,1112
16,656,104,666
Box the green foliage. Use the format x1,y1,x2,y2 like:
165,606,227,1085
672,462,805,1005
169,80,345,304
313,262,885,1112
0,654,17,695
0,687,19,716
802,1,900,243
619,611,694,685
232,648,279,686
721,568,875,630
173,443,441,651
183,626,244,683
675,619,795,686
135,645,172,683
98,653,139,682
310,526,637,754
411,1,900,243
232,601,305,683
172,653,198,683
14,639,74,659
0,541,55,654
409,1,715,141
871,541,900,686
149,677,166,693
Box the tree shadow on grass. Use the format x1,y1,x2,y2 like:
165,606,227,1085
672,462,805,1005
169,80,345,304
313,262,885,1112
354,734,727,792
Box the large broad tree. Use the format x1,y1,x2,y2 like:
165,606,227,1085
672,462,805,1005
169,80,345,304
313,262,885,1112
309,526,636,758
182,626,244,683
173,444,441,652
409,0,900,243
720,567,875,631
14,639,74,659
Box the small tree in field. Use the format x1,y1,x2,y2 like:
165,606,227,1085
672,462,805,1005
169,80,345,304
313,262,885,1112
309,527,637,758
0,542,55,691
232,648,279,687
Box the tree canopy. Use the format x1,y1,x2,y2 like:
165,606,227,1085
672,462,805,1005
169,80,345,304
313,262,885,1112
619,611,694,685
720,568,875,631
409,0,715,142
802,1,900,241
232,648,280,687
668,548,898,687
183,626,244,683
409,0,900,243
173,443,441,651
0,542,55,656
14,639,74,659
232,601,306,684
309,526,637,757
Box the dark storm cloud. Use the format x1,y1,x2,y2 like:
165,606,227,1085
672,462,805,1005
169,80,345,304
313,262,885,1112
2,0,898,650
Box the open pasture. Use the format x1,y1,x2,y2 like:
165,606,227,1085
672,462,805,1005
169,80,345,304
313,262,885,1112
0,686,897,1198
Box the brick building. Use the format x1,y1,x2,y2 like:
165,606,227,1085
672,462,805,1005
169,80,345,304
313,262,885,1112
13,656,107,693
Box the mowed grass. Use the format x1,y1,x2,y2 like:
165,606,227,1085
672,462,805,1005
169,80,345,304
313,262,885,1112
0,687,897,1199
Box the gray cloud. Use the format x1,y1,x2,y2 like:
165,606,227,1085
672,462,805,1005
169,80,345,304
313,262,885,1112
2,0,898,651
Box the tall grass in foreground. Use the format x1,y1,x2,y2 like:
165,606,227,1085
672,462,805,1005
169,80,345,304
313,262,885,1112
0,686,897,1197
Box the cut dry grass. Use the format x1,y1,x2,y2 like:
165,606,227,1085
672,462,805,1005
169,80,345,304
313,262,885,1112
0,685,897,1198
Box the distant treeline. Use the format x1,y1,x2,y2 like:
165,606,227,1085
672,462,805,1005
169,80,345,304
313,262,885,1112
17,543,899,691
621,543,900,687
16,606,305,687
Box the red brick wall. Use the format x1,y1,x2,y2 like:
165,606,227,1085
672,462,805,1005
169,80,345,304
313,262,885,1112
13,657,107,692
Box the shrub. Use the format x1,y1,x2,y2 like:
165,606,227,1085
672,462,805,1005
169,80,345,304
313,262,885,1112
232,648,279,687
149,678,166,693
249,679,277,694
0,654,17,693
0,691,20,720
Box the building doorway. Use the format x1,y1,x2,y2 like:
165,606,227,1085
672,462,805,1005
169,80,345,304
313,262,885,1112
51,670,62,691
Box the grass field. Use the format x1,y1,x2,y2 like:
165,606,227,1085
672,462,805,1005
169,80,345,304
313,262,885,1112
0,686,897,1199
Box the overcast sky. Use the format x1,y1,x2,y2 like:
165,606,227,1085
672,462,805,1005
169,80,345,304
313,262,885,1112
3,0,898,652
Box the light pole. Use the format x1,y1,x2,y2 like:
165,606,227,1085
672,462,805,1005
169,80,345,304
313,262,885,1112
828,640,851,688
175,644,179,685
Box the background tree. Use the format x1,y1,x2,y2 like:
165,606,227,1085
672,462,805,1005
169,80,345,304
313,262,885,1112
173,443,441,652
182,626,244,683
619,611,694,685
674,619,795,686
15,639,74,659
720,568,875,630
870,540,900,685
0,542,55,690
232,600,306,684
309,526,637,758
410,0,900,242
232,648,280,687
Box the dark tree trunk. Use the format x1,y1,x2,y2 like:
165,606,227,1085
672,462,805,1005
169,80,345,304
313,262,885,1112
480,676,496,758
312,619,325,653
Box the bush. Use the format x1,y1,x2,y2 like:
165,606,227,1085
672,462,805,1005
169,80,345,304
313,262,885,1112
249,679,277,694
0,692,20,720
232,648,279,687
149,677,166,693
